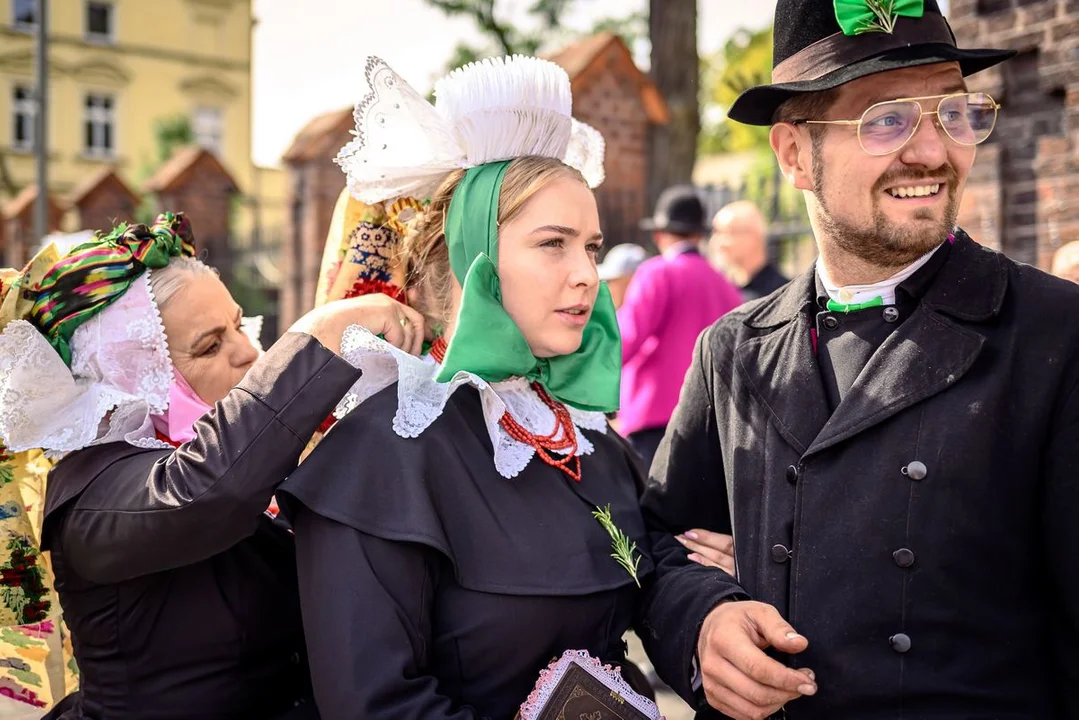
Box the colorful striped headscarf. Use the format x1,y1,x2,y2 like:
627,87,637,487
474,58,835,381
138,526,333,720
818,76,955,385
28,212,195,366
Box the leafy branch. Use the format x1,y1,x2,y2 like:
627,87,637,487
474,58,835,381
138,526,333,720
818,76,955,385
592,504,641,587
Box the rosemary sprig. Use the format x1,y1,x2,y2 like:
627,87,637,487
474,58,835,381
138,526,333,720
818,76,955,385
859,0,898,33
592,504,641,588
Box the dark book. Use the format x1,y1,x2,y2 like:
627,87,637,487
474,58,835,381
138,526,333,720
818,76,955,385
518,650,663,720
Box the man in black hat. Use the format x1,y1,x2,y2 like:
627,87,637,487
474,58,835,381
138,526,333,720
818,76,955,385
616,185,741,468
638,1,1079,718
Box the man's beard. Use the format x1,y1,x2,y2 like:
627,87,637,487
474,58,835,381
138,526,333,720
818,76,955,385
811,142,960,268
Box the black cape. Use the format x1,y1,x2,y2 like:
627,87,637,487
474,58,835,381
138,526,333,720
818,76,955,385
280,382,654,719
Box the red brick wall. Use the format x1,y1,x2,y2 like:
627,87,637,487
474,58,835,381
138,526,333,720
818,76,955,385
571,45,652,246
949,0,1079,269
280,126,353,327
77,181,139,234
153,164,236,281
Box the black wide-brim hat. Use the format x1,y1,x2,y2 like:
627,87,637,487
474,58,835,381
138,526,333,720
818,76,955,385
639,185,709,235
728,0,1016,126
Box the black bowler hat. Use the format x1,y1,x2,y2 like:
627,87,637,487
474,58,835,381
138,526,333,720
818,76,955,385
728,0,1015,126
639,185,708,236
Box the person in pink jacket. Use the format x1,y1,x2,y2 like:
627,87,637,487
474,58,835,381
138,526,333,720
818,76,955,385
617,186,743,467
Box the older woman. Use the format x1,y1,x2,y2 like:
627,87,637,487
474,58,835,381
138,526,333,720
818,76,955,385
0,213,426,719
281,56,661,719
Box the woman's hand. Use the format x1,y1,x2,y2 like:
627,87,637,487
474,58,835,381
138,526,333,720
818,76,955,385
677,529,735,575
290,294,429,356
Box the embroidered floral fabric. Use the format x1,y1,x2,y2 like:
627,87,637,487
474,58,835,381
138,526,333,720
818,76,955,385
0,447,79,715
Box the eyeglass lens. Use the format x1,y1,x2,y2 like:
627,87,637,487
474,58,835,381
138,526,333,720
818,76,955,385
859,93,998,155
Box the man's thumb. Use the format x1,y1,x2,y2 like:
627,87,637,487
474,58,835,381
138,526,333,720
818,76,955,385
752,604,809,653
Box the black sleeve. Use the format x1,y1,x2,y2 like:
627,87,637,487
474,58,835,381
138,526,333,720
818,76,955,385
636,327,750,702
292,509,482,720
1045,366,1079,713
54,333,360,584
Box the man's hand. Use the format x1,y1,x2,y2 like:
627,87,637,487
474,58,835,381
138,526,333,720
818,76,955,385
698,600,816,720
678,529,735,575
289,294,428,356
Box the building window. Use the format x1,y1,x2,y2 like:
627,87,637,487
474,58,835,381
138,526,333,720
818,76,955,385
12,85,36,151
85,1,114,43
84,93,115,158
13,0,36,31
193,106,223,155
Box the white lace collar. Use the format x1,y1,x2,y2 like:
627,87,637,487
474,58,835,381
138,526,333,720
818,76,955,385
333,326,609,479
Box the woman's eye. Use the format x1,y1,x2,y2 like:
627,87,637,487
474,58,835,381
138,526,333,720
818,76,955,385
586,242,603,255
541,238,564,249
200,340,221,357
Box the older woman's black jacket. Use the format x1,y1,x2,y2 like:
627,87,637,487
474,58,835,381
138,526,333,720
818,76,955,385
41,333,360,720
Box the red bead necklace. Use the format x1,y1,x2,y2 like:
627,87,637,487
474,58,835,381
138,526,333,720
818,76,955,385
429,337,581,482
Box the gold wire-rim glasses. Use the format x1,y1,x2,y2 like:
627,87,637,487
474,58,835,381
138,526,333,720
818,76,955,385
791,92,1002,156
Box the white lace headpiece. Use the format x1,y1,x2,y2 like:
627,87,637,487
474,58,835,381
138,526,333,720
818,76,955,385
335,54,606,205
0,272,265,456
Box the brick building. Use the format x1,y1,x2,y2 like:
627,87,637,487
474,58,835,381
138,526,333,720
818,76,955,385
547,33,670,246
144,146,239,281
1,186,64,268
949,0,1079,269
278,108,354,327
68,168,141,235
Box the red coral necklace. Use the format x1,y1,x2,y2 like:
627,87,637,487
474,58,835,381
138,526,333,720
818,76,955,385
429,337,581,482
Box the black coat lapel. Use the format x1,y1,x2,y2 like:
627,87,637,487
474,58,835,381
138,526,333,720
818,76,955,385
735,271,830,454
806,234,1008,457
805,307,985,456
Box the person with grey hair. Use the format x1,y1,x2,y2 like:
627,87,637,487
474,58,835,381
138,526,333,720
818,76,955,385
710,200,790,301
0,212,427,719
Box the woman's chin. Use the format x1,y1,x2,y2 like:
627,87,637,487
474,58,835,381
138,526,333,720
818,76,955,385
529,332,585,359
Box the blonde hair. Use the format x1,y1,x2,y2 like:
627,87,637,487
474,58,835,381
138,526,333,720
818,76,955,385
148,256,218,312
402,155,588,327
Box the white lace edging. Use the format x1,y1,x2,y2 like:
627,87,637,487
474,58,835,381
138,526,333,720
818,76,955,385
518,649,663,720
334,326,608,479
0,274,174,455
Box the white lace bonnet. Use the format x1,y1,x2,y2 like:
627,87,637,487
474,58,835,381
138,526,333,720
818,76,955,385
0,243,263,457
335,54,606,207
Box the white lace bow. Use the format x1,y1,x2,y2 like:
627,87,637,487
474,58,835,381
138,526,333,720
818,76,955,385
332,326,608,479
335,54,606,205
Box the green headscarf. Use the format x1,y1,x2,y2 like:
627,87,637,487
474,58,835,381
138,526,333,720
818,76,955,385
434,161,621,413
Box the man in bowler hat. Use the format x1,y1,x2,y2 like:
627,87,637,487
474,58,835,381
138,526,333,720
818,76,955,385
616,186,741,467
638,1,1079,718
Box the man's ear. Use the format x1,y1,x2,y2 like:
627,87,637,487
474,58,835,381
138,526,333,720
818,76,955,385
771,123,814,191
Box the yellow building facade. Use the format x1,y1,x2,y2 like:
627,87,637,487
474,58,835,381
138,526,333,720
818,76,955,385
0,0,286,240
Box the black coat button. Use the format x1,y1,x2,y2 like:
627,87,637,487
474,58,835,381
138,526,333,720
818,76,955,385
903,461,928,480
882,306,900,323
290,652,301,664
893,548,916,568
786,464,800,485
771,544,791,563
890,633,912,653
822,315,839,330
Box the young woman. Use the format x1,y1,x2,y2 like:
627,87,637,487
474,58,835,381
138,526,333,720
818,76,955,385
280,56,659,718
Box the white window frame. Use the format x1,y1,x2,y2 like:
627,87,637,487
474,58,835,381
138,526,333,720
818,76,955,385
84,1,115,44
12,84,36,152
12,0,36,32
192,106,224,155
83,92,116,159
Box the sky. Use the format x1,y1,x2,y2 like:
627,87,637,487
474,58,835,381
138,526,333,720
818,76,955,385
250,0,952,167
250,0,777,167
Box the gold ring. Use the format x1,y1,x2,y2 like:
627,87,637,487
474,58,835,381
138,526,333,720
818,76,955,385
399,316,410,329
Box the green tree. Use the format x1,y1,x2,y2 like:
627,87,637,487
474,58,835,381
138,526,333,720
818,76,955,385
699,25,773,154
